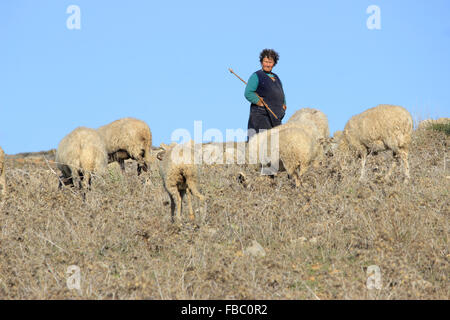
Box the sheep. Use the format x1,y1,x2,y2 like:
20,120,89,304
56,127,108,194
0,146,6,201
200,142,247,165
287,108,330,139
97,118,152,175
247,125,323,186
320,130,344,157
277,126,322,186
336,104,413,182
157,140,205,223
248,114,328,175
417,118,449,130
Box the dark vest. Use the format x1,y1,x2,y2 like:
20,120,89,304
253,69,286,121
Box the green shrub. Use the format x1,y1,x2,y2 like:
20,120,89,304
430,122,450,135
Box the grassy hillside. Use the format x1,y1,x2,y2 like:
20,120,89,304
0,127,448,299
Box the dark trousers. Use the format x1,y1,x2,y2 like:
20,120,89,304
247,105,282,141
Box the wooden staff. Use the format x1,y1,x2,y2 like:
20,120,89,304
229,68,278,120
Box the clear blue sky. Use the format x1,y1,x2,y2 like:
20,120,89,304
1,0,449,154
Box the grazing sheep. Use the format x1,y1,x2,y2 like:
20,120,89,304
56,127,108,193
336,104,413,181
417,118,449,130
247,124,323,185
200,142,247,165
157,141,205,223
0,146,6,201
248,108,329,168
247,127,281,174
248,117,327,175
278,126,322,186
98,118,152,175
287,108,330,139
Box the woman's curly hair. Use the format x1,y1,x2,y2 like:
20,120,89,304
259,49,279,66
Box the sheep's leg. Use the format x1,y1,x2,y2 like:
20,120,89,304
59,167,74,189
119,159,125,172
82,172,92,191
286,164,298,187
79,171,91,201
180,188,186,214
186,188,194,221
385,151,398,181
168,187,182,222
168,193,176,223
137,161,148,176
293,171,301,188
0,175,5,198
296,163,309,187
359,154,367,181
399,149,410,182
66,177,74,187
188,183,205,202
74,170,82,189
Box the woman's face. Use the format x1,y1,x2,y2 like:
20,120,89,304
261,57,275,73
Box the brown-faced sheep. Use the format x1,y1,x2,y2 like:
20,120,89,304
0,146,6,201
98,118,152,175
157,141,205,223
56,127,108,193
336,104,413,181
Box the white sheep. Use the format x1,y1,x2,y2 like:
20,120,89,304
200,142,246,165
287,108,330,139
278,126,322,186
417,118,449,130
336,104,413,181
0,146,6,201
247,124,323,185
248,118,327,175
98,117,152,175
157,141,205,223
56,127,108,193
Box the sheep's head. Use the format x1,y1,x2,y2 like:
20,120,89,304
156,142,177,161
137,161,148,174
156,150,166,161
333,131,352,156
319,131,346,157
318,137,334,157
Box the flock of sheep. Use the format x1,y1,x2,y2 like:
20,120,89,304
0,103,435,223
248,104,414,186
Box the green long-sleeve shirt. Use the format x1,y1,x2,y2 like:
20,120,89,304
244,71,286,105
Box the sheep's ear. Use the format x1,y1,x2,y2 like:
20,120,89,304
333,131,343,140
156,150,166,161
160,143,169,150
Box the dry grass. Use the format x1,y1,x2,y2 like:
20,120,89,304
0,129,448,300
